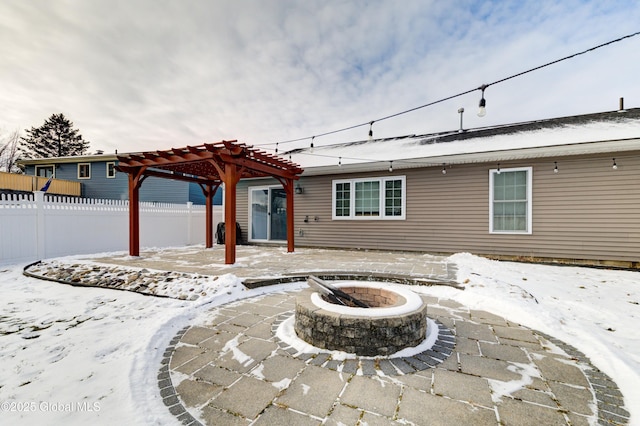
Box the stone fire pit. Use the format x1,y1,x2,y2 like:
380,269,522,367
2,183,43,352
294,280,428,356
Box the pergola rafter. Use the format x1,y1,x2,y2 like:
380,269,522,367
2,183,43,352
116,140,303,264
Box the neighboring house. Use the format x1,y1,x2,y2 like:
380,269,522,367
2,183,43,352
235,108,640,268
18,153,222,205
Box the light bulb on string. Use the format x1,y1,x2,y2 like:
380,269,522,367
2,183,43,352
612,158,618,170
275,143,278,153
368,121,374,141
388,161,393,172
477,84,488,117
497,163,501,174
338,157,342,167
310,136,315,153
554,162,558,173
442,163,447,175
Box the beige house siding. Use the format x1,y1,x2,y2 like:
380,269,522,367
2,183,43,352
237,152,640,266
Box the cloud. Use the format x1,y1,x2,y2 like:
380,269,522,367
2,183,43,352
0,0,639,155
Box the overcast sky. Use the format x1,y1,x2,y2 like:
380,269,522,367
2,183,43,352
1,0,639,156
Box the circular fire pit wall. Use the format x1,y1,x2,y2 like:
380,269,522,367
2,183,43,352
294,283,428,356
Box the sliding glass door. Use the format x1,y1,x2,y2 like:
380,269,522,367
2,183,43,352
249,186,287,242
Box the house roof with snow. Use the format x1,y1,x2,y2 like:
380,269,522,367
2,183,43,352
290,108,640,176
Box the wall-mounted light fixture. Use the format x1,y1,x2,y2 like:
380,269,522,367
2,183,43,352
295,184,304,194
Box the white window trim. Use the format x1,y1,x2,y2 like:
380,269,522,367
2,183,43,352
106,162,116,178
332,175,406,220
489,166,532,234
77,163,91,180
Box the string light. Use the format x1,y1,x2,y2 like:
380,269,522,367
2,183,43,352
275,142,278,153
310,136,315,153
497,163,501,174
554,161,558,173
477,84,487,117
442,163,447,175
388,161,393,172
612,158,618,170
368,121,374,142
338,157,342,167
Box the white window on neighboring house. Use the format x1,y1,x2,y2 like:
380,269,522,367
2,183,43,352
332,176,406,220
78,163,91,179
106,162,116,178
489,166,532,234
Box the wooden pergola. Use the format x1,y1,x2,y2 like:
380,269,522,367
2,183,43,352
116,140,303,264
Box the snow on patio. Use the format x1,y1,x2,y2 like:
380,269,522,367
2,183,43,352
0,248,638,425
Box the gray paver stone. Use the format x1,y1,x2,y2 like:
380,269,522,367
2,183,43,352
175,379,222,407
459,353,521,382
360,359,377,376
398,387,496,426
193,364,242,386
257,355,306,382
276,365,345,418
455,337,480,355
170,345,205,369
181,326,220,345
342,359,359,374
175,350,219,375
325,404,362,426
479,341,529,363
209,376,279,419
469,310,510,327
533,355,590,388
548,381,594,416
492,325,539,344
433,368,493,407
200,405,250,426
378,359,399,376
198,330,241,352
340,375,401,418
253,406,321,425
497,397,566,426
389,357,415,374
509,388,557,408
455,321,497,342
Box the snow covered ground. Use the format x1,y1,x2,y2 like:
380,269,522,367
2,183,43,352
0,251,638,425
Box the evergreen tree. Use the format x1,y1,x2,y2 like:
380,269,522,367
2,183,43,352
21,113,90,158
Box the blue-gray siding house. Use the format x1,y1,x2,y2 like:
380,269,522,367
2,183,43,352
18,153,222,205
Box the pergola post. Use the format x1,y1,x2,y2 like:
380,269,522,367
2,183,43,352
285,178,295,253
224,164,238,264
204,183,221,248
127,170,144,257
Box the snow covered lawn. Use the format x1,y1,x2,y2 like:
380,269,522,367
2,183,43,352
0,252,638,425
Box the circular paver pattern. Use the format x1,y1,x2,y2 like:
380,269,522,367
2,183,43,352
160,289,630,425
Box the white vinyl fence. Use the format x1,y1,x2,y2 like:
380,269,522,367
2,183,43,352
0,192,224,266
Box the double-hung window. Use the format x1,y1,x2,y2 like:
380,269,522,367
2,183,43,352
489,167,532,234
106,162,116,178
78,163,91,179
333,176,405,220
